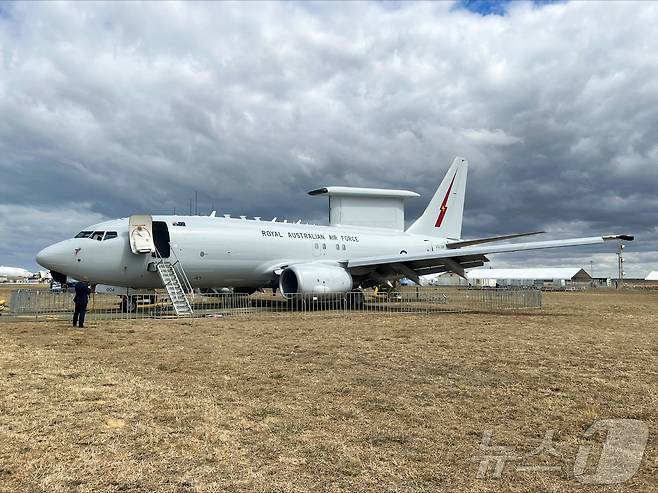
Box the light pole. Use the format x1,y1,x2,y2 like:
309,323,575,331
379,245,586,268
617,243,625,288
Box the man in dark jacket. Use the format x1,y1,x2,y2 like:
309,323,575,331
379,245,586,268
73,280,92,328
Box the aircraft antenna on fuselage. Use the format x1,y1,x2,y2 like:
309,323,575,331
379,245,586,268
309,186,418,231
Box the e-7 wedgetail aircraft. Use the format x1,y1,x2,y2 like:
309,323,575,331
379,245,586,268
36,157,632,312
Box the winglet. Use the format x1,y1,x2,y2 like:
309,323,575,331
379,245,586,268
603,234,634,241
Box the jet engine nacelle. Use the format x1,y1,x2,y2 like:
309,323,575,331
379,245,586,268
279,264,353,299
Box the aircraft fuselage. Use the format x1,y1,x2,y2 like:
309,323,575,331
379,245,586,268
36,215,446,289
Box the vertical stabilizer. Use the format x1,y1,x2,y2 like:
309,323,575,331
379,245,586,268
406,157,468,239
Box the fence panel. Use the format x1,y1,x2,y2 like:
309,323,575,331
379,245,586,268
5,287,542,321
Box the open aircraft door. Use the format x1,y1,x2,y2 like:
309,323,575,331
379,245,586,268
129,215,155,254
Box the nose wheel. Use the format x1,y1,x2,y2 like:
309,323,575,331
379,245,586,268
120,295,137,313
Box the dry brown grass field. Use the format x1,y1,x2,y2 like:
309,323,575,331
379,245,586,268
0,290,657,492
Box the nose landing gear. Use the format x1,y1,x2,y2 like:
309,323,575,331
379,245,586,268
120,295,137,313
119,294,158,313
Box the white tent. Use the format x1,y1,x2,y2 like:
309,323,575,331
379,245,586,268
646,271,658,281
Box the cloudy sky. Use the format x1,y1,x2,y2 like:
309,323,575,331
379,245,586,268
0,0,656,277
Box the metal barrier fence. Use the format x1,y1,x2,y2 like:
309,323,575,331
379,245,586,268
5,287,541,321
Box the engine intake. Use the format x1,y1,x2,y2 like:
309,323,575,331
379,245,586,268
279,264,353,299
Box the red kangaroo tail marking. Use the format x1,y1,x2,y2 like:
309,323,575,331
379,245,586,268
435,173,457,228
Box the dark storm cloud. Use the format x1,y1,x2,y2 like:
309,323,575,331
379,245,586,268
0,1,656,277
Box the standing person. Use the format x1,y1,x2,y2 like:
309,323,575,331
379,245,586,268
73,279,92,328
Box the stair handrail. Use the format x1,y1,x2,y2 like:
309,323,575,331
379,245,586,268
167,244,195,300
154,246,195,300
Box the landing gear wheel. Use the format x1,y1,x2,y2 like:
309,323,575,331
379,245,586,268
120,296,137,313
345,289,364,310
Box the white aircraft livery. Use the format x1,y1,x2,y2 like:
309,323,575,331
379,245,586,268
36,157,633,299
0,266,34,282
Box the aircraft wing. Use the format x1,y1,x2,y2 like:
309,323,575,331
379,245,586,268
347,235,633,285
445,231,545,249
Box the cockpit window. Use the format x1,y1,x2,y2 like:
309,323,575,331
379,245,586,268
75,230,117,240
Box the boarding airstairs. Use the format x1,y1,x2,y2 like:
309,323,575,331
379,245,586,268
129,215,194,317
154,248,194,317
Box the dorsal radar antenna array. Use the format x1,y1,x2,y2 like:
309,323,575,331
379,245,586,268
203,213,308,225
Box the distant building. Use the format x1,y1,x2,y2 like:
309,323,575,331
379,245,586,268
646,271,658,281
467,268,593,289
421,272,469,287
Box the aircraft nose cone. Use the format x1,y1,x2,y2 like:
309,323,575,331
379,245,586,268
36,242,70,271
36,245,54,270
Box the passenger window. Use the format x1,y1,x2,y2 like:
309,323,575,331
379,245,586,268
90,231,104,241
322,243,326,250
342,244,346,250
75,231,92,238
335,244,340,250
103,231,118,241
314,242,319,249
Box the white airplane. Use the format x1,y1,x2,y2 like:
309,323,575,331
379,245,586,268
36,157,633,300
0,265,34,282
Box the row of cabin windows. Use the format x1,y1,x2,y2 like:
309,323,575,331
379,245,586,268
75,231,118,241
314,243,347,251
